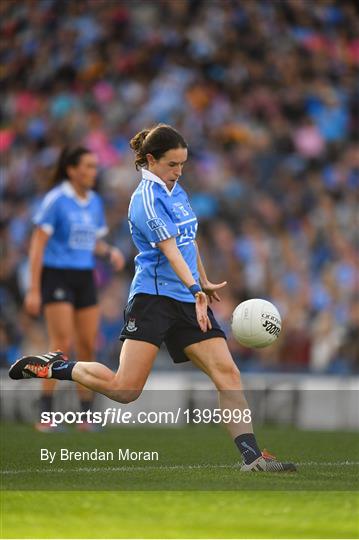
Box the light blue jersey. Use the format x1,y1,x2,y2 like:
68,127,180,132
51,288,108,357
34,181,108,269
128,169,199,303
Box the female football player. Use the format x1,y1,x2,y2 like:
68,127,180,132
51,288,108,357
24,146,125,430
11,127,295,471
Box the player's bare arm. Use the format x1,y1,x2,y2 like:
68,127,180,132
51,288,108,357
158,237,211,332
24,228,50,316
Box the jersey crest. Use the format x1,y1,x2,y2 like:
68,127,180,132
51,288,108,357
172,202,190,219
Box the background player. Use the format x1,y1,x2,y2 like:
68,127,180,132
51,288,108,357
24,146,125,431
11,127,295,471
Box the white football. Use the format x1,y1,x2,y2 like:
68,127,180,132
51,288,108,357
231,298,282,348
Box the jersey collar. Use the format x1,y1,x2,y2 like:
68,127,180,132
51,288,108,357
62,181,93,206
141,169,176,197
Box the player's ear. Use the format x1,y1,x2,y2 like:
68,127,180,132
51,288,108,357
146,153,156,166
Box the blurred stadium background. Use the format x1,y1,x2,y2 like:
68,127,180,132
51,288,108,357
1,3,359,539
1,0,358,386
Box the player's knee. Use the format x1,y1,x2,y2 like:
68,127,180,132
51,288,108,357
109,387,142,404
224,366,241,386
212,363,241,388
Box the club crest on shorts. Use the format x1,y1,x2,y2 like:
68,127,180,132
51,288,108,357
126,318,138,332
53,288,65,300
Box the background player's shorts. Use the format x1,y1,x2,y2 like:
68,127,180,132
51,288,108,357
41,267,97,309
120,293,226,363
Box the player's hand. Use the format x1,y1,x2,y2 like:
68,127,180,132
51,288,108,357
24,289,41,317
201,280,227,303
195,291,212,332
109,247,126,271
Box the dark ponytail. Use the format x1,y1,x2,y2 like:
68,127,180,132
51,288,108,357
130,124,188,170
51,146,91,185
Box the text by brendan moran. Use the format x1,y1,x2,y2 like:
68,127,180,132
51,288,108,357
40,448,159,463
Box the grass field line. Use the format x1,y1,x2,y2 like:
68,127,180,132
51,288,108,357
2,461,359,475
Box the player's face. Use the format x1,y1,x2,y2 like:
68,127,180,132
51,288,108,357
147,147,188,186
68,153,98,191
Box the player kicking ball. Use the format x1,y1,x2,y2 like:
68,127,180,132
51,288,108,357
10,124,296,473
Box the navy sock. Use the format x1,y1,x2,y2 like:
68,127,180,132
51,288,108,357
40,394,53,413
51,360,76,380
235,433,262,464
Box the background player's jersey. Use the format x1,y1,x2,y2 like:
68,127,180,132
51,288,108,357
34,181,108,269
128,169,199,303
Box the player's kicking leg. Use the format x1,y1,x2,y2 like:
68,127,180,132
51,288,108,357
9,341,158,403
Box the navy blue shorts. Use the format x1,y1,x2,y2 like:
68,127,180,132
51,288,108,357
41,267,97,309
120,293,226,363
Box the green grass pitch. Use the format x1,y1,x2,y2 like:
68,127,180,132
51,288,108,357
1,423,358,539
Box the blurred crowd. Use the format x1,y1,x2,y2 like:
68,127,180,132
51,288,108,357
1,0,358,374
